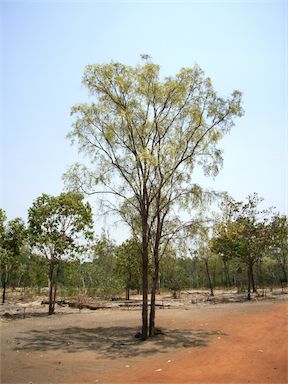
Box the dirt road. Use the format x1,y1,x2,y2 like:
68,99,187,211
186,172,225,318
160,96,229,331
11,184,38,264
1,300,287,383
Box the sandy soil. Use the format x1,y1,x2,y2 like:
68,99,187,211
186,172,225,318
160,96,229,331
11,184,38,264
1,298,287,384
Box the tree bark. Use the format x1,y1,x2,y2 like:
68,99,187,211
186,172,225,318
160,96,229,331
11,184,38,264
141,211,149,340
281,264,287,283
125,286,130,301
250,263,257,293
149,192,164,338
2,280,7,304
48,261,59,315
48,263,54,315
52,263,59,314
141,247,148,339
2,265,8,304
149,259,159,337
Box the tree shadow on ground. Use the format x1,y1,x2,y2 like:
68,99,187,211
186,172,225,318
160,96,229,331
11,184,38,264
1,312,49,320
14,326,226,358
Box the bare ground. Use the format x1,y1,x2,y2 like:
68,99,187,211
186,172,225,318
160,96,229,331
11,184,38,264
1,292,287,384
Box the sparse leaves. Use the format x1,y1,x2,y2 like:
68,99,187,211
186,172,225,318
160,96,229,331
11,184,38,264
65,57,243,336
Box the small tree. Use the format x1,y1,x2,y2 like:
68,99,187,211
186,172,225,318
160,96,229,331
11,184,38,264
161,255,189,298
114,238,141,300
28,192,93,314
194,226,215,296
211,194,271,300
0,210,26,303
91,233,121,298
269,214,288,287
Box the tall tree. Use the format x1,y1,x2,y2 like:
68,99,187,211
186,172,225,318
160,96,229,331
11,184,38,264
65,57,243,338
28,192,93,314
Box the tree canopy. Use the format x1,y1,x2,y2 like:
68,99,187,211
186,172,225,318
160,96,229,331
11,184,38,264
65,57,243,338
0,210,27,303
211,194,272,299
28,192,93,314
28,192,93,260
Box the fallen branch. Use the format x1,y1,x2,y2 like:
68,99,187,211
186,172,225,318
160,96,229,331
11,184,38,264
41,300,111,310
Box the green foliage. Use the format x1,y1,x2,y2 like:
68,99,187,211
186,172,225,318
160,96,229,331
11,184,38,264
92,232,116,271
65,56,243,335
0,211,27,281
113,238,142,293
28,193,93,313
211,194,271,266
210,194,276,297
268,214,288,281
160,255,190,295
18,251,48,289
0,214,26,262
65,57,243,261
65,55,243,332
28,192,93,261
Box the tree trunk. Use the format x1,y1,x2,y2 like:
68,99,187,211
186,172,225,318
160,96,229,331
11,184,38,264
149,259,159,337
52,263,59,314
141,213,149,340
141,247,148,339
247,265,251,300
48,263,55,315
2,280,7,304
204,259,214,296
149,196,164,338
2,265,9,304
281,264,287,283
125,286,130,301
48,261,59,315
126,271,132,300
250,263,257,293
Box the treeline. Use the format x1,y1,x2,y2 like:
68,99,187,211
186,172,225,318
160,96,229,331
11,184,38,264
1,193,287,307
0,231,286,302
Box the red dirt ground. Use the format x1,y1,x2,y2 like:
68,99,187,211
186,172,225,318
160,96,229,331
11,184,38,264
1,300,287,384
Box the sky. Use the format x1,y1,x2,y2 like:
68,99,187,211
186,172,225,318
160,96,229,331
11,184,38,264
1,0,287,242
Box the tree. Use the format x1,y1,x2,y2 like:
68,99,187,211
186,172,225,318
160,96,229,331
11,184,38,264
91,232,121,298
92,232,116,274
194,226,216,296
114,238,141,300
211,194,271,299
161,255,189,298
28,192,93,314
269,214,288,286
65,57,243,338
0,210,26,303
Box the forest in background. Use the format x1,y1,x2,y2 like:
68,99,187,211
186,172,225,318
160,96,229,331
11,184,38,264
1,193,287,305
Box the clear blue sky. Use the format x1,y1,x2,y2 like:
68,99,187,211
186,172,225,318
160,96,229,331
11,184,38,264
1,0,287,241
